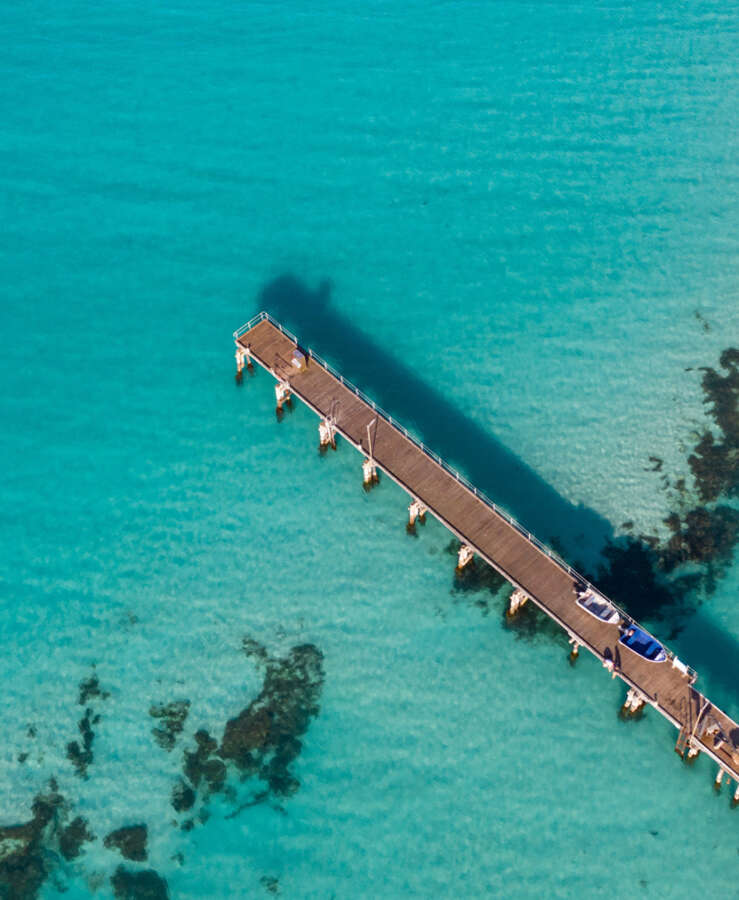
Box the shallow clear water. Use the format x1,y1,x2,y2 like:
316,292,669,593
1,1,738,897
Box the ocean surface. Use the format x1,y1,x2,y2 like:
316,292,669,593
1,1,738,897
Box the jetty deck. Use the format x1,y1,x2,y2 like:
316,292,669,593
235,312,739,787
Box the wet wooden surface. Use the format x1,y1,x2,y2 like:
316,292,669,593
238,318,739,782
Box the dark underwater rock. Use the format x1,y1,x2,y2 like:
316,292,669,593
78,674,109,706
1,676,111,895
59,815,95,861
67,672,109,777
219,705,271,766
0,826,47,899
149,700,190,752
66,708,98,778
104,824,148,862
177,640,325,825
218,644,324,795
260,875,280,894
689,348,739,503
242,637,270,665
703,348,739,441
661,506,739,572
171,780,195,813
194,729,217,757
258,737,301,797
183,730,219,789
589,346,739,635
110,865,169,900
688,431,734,504
0,788,65,900
595,539,674,616
580,537,699,629
201,758,227,792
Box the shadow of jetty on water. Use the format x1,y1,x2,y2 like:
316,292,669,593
250,275,739,713
257,275,613,562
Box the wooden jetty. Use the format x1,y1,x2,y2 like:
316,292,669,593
235,311,739,796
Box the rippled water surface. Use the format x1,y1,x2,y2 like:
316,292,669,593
1,1,738,897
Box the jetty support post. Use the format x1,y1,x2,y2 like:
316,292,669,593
507,589,528,617
568,636,581,663
275,380,291,416
456,544,474,572
621,688,646,718
234,343,253,384
319,418,337,451
715,766,725,792
408,499,427,528
363,418,379,489
362,458,378,489
235,346,245,383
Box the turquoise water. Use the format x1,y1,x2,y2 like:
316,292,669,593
1,0,738,896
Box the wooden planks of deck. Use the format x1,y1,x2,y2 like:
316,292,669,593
236,316,739,786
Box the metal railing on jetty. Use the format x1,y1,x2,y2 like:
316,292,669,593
234,310,695,679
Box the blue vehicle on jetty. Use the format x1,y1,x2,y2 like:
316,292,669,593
619,625,667,663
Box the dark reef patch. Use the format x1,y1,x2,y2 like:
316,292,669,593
694,309,711,333
688,432,733,504
174,639,325,828
584,539,698,626
690,348,739,503
1,677,112,896
0,786,64,900
242,637,270,666
171,780,195,814
586,345,738,636
0,783,97,898
104,825,148,862
224,789,270,821
78,673,109,706
111,865,169,900
661,507,739,575
150,700,190,752
59,815,95,861
438,347,738,644
260,874,280,894
4,632,325,895
66,707,99,778
219,642,324,796
183,731,225,792
67,671,109,778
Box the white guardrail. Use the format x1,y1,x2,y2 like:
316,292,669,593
234,310,694,677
